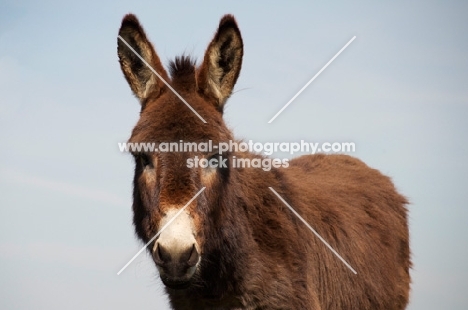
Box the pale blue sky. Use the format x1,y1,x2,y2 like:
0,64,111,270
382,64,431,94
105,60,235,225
1,1,467,309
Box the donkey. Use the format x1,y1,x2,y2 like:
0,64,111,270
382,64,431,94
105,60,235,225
117,14,411,310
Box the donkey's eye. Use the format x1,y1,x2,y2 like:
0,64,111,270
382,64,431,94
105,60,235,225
207,153,222,166
138,154,153,169
206,153,228,170
207,153,220,162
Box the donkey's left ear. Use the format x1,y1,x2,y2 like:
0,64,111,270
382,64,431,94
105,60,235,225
197,15,243,112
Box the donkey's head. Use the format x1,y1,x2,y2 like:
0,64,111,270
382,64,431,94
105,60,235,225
118,14,243,289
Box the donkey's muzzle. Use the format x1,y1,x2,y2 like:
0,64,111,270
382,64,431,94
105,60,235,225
153,242,200,289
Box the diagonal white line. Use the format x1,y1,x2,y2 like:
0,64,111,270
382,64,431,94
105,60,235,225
268,187,357,274
117,187,206,275
118,35,207,124
268,36,356,123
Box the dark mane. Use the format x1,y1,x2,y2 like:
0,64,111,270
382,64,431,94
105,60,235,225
169,55,196,80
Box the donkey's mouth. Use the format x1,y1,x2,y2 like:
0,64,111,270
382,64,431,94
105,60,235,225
162,278,192,290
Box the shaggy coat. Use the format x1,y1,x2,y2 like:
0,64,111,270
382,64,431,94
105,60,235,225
117,14,411,310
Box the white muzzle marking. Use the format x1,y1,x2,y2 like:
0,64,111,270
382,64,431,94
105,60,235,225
153,208,199,271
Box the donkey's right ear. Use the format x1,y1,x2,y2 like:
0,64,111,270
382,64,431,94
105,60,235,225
117,14,169,104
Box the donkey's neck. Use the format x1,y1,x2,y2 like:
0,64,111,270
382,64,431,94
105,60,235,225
198,155,287,297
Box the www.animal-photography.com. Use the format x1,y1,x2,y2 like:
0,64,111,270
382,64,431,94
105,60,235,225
1,1,466,309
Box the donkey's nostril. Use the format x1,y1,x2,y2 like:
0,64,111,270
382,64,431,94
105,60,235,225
186,245,199,267
154,243,171,265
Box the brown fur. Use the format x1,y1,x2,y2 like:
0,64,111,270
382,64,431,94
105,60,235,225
118,14,411,310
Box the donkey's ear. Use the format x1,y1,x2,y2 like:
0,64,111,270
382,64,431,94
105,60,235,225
197,15,243,112
117,14,169,104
